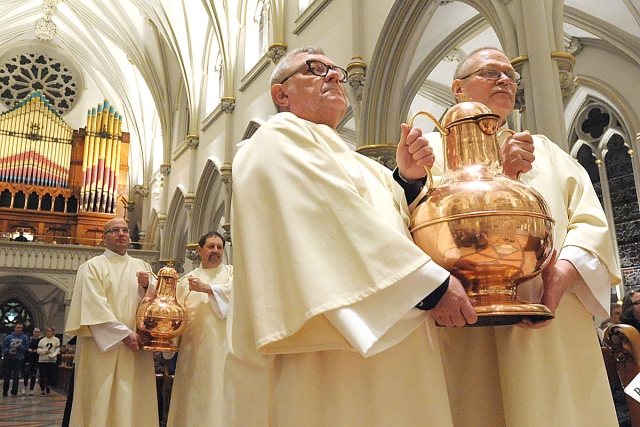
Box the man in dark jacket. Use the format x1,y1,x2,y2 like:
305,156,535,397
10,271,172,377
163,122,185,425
1,322,29,397
22,327,41,395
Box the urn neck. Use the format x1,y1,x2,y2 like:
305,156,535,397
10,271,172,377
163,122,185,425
155,278,177,299
443,124,503,177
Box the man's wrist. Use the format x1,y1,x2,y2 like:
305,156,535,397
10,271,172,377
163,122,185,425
397,170,422,185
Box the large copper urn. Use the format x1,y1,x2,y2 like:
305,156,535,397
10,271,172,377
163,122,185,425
136,263,187,351
409,102,555,326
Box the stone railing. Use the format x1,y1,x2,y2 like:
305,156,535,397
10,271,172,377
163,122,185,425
0,241,158,297
0,241,157,271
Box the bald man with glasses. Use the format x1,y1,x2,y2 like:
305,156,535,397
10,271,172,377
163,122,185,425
418,47,621,427
65,217,159,427
226,46,474,427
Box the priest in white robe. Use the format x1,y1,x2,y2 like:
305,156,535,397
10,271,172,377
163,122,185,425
65,218,159,427
167,231,232,427
423,47,621,427
225,46,478,427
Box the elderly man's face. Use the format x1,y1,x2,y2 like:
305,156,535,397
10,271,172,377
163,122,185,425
272,54,347,129
452,49,517,123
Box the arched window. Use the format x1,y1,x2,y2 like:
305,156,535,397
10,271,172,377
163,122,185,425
571,101,637,287
0,299,34,335
256,1,271,57
14,191,25,209
205,51,223,112
27,192,39,210
41,193,53,211
244,0,271,71
0,189,11,207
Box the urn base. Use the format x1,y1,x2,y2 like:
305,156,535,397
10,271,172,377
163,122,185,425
471,303,554,327
142,338,179,352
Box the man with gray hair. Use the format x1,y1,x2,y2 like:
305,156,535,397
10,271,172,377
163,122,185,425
226,46,474,426
422,46,620,427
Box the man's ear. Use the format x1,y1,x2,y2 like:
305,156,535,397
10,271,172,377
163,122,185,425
271,84,289,110
451,80,464,101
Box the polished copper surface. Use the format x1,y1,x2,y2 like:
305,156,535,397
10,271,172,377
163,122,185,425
409,102,556,326
136,263,187,351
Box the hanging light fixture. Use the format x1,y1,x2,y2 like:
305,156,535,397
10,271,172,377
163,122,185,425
35,18,56,41
35,0,61,41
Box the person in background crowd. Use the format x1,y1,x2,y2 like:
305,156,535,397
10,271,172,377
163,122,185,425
1,322,29,398
620,292,640,332
22,327,41,395
36,327,60,396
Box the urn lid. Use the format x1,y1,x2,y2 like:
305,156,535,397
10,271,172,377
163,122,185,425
442,101,500,134
157,263,179,279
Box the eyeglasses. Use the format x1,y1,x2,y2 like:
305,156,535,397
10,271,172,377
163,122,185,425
459,67,521,84
104,227,130,235
279,60,348,85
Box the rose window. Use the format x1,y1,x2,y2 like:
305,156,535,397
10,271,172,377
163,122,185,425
0,52,78,115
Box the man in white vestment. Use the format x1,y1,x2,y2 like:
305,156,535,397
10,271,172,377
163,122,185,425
420,47,621,427
225,46,478,427
65,218,159,427
166,231,233,427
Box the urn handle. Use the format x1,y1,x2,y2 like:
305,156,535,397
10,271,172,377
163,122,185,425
407,111,449,193
496,129,521,179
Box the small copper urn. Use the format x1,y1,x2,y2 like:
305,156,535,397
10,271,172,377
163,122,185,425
136,263,187,351
409,102,556,326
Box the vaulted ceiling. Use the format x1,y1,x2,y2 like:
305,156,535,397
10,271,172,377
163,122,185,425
1,0,639,190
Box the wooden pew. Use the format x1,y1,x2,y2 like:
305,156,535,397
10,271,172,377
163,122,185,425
603,324,640,426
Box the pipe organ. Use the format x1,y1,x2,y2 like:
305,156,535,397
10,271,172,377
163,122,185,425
80,101,123,214
0,91,130,245
0,91,73,188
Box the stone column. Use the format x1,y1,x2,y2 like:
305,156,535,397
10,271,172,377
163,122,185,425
506,0,569,150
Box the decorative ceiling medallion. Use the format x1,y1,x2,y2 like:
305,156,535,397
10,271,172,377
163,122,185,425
35,18,57,41
0,52,78,115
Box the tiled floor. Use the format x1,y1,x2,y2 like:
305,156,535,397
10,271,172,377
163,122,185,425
0,388,66,427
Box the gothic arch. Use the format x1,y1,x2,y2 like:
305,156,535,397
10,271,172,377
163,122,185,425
0,277,49,329
192,157,225,244
361,0,516,148
565,79,638,149
146,207,162,253
163,185,189,263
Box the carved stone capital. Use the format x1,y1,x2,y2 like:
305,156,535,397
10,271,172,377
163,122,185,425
160,164,171,176
442,47,461,62
133,185,150,197
355,144,397,170
184,194,195,211
221,223,231,245
221,163,232,186
347,57,367,101
267,43,288,64
185,243,201,262
552,52,577,104
186,134,199,149
566,37,583,56
220,97,236,114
